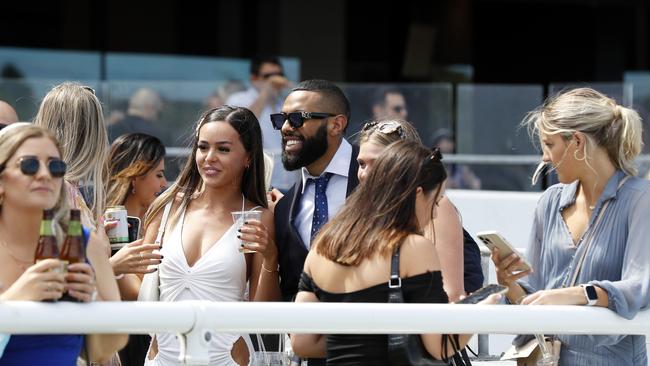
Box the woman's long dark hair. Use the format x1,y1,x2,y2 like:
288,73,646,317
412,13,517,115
314,140,446,265
144,105,266,229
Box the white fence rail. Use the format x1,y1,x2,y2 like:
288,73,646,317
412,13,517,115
1,302,649,365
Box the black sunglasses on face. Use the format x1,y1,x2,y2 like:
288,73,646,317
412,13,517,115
4,157,67,178
260,71,285,79
270,111,336,130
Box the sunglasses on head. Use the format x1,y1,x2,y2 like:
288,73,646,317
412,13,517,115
270,111,336,130
0,156,67,178
361,120,406,139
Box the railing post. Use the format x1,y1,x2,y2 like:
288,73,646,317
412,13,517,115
177,302,211,366
477,246,492,358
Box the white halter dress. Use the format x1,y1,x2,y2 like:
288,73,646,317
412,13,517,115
148,197,258,365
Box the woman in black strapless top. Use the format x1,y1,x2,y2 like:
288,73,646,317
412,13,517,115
291,141,499,365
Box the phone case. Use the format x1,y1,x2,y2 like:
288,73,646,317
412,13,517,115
476,230,531,272
127,216,141,242
457,284,508,304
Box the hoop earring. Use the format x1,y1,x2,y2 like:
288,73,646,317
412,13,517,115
574,146,586,161
131,183,136,195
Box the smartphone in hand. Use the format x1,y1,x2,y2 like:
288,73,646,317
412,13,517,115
477,230,532,273
127,216,141,242
456,284,508,304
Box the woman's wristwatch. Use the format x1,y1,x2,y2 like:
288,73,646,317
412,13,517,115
580,284,598,306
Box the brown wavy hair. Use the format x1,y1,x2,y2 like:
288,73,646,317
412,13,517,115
314,140,447,265
144,105,266,230
107,133,166,207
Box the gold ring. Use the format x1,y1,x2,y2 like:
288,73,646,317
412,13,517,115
140,253,144,260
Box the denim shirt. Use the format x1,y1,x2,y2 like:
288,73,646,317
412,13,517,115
518,170,650,365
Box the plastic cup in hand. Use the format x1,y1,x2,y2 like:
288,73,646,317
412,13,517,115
232,210,262,254
535,334,559,366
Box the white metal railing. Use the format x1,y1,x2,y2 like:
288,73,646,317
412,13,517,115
1,301,648,365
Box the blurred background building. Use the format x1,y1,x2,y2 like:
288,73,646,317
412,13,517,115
1,0,649,190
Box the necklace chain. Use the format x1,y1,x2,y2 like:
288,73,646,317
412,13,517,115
0,238,34,267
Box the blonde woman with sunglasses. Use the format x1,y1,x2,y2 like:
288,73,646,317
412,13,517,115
0,124,127,365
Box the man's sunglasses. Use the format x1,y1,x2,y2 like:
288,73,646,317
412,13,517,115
260,71,285,79
0,156,67,178
270,111,336,130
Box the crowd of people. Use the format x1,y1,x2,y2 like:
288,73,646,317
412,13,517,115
0,69,649,366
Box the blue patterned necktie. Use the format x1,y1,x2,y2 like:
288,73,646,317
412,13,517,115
310,172,333,242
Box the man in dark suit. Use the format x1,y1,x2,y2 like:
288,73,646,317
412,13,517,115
272,80,359,303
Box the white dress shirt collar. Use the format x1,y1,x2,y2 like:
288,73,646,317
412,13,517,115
300,138,352,194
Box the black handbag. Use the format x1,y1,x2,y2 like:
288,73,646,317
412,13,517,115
387,246,471,366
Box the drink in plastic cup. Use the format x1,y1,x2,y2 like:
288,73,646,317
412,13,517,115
231,210,262,253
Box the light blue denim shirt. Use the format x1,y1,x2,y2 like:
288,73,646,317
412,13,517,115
518,170,650,365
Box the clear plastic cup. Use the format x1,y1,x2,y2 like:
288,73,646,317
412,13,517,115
231,210,262,253
535,334,559,366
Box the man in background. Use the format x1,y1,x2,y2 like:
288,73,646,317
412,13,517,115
108,88,166,144
0,100,19,130
371,87,408,120
227,56,290,152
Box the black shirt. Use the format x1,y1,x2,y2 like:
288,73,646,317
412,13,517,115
298,271,448,366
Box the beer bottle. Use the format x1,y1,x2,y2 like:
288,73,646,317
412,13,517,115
34,209,59,261
34,209,61,302
60,209,85,302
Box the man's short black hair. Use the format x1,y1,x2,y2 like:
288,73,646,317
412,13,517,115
250,56,283,75
292,79,351,122
371,87,404,107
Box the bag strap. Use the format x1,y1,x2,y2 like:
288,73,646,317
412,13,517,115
155,201,174,248
567,176,630,287
387,247,404,303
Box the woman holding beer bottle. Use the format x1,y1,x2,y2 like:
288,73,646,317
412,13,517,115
0,123,127,365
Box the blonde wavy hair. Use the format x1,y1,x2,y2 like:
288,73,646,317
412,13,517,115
523,87,644,184
0,123,70,242
33,82,109,224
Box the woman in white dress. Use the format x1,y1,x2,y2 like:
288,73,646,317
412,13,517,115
141,106,281,365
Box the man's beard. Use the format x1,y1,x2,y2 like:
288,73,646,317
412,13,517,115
281,121,329,171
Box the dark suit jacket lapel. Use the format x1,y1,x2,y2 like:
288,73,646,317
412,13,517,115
346,144,360,196
288,181,308,251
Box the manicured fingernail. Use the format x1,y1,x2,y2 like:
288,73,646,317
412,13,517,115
237,235,241,239
237,229,241,232
244,221,249,225
240,243,244,247
160,255,164,259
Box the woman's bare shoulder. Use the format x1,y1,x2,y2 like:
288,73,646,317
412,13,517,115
400,234,440,276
